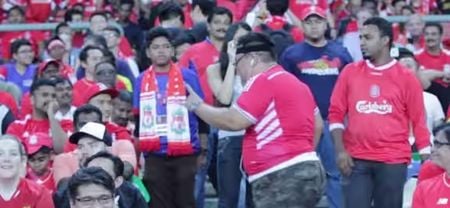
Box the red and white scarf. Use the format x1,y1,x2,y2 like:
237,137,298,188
139,63,193,156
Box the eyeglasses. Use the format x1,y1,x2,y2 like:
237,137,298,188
75,195,114,206
433,140,450,148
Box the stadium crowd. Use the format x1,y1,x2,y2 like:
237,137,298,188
2,0,450,207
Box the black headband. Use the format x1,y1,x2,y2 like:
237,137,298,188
236,44,273,54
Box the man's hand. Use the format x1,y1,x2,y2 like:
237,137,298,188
337,150,354,176
185,84,203,111
46,101,59,118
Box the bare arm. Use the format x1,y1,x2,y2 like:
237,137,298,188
193,103,252,131
207,63,236,105
417,69,445,89
48,101,68,154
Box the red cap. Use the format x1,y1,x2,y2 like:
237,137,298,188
24,133,53,155
300,6,326,21
84,83,119,103
47,39,65,50
37,60,61,75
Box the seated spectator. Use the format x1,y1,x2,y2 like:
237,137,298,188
94,60,130,92
84,151,147,208
7,79,69,154
45,37,76,81
55,22,81,69
67,167,116,208
54,77,77,122
24,133,55,192
413,123,450,207
0,39,37,95
0,134,54,207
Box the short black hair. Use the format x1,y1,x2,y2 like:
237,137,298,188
53,76,73,88
10,39,32,55
84,35,108,49
401,5,415,14
84,151,124,179
68,167,115,202
55,22,70,35
266,0,289,16
89,11,108,22
119,0,135,7
363,17,393,47
73,104,103,129
192,0,217,17
79,45,104,63
159,2,185,24
116,90,132,104
7,5,25,17
146,27,172,48
30,78,55,96
102,49,116,64
172,33,195,48
29,146,52,157
103,26,121,37
424,22,444,35
207,7,233,23
64,9,83,22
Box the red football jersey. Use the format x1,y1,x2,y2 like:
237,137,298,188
256,16,304,43
415,48,450,87
235,65,317,177
0,178,54,208
26,167,56,193
72,78,96,107
0,30,48,60
418,160,445,182
106,121,133,143
6,115,72,143
329,60,430,164
413,173,450,208
178,40,219,105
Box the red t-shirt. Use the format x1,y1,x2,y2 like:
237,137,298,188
257,16,304,43
0,30,48,59
415,48,450,87
413,173,450,208
26,168,56,193
329,60,430,164
0,178,54,208
25,0,52,23
235,65,317,177
217,0,257,22
19,92,32,119
6,115,72,143
106,121,134,143
178,40,219,105
0,91,18,118
418,160,445,182
72,78,96,107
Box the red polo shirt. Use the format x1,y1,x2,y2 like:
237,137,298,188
0,178,54,208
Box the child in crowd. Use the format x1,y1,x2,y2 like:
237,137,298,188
24,133,55,192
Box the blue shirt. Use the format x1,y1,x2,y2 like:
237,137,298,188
133,68,204,155
1,62,37,94
280,41,353,119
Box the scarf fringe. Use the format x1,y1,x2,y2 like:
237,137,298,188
167,142,194,156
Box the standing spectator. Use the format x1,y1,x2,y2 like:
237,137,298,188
179,7,233,105
0,134,54,208
54,77,76,121
112,90,133,129
24,133,55,192
415,23,450,112
413,124,450,207
134,27,204,208
67,167,116,208
206,22,253,208
0,39,37,94
328,17,430,208
186,32,325,208
6,79,69,154
117,0,143,51
279,6,353,208
158,2,186,29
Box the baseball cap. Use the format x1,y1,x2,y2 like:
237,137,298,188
47,39,65,50
84,83,119,104
37,60,61,75
69,122,112,146
300,6,326,21
24,133,53,155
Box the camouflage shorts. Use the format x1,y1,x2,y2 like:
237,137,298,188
251,160,326,208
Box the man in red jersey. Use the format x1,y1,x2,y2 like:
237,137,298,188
179,7,232,105
328,17,431,208
0,134,54,208
7,79,69,154
415,22,450,112
185,32,325,207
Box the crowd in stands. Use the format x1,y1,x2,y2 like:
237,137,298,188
2,0,450,208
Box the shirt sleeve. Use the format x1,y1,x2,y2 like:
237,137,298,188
35,188,55,208
406,73,431,152
178,49,192,69
235,75,273,124
184,69,204,99
328,64,351,131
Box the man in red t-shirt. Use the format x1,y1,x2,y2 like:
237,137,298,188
329,17,430,208
6,79,70,154
179,7,232,105
0,134,54,208
185,32,325,207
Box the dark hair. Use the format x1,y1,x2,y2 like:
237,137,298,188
68,167,115,202
219,22,252,80
433,123,450,142
95,60,117,72
116,90,132,104
102,49,116,64
266,0,289,16
79,45,104,63
84,35,108,49
401,5,415,14
119,0,135,7
122,161,134,181
53,76,73,88
84,151,124,179
7,6,25,17
0,134,26,157
73,104,103,129
89,11,108,22
207,7,233,23
424,22,443,35
29,146,52,157
363,17,393,47
172,33,195,48
30,78,55,96
103,26,121,37
64,9,83,22
192,0,217,17
10,39,32,55
159,2,185,24
55,22,70,35
392,0,406,7
146,27,172,48
237,32,276,60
